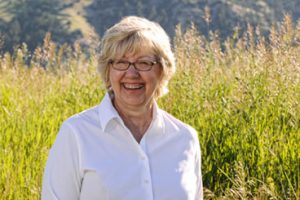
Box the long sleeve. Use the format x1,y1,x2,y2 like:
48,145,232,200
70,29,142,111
195,136,203,200
42,122,82,200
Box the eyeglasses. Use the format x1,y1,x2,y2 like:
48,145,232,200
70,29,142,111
109,59,159,71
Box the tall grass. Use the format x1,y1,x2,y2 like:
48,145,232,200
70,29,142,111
1,16,299,199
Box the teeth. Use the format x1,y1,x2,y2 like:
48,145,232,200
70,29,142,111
123,83,144,89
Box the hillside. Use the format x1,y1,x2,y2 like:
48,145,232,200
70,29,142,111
85,0,300,39
0,0,299,52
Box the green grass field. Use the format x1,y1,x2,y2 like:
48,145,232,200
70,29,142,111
0,16,299,199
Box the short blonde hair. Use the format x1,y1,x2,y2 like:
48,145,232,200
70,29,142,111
98,16,176,98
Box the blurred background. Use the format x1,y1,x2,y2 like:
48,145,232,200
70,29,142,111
0,0,299,52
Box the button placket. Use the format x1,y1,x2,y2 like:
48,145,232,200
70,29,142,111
139,138,154,199
140,152,151,183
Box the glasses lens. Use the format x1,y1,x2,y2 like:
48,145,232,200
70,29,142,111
111,60,157,71
135,61,155,71
113,61,129,70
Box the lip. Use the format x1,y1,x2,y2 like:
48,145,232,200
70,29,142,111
122,83,145,90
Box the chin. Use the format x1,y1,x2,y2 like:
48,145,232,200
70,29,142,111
125,100,146,107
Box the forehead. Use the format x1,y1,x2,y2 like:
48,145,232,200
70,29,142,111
113,44,156,60
111,31,158,60
120,52,156,60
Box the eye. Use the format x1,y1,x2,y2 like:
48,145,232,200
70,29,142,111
116,60,129,65
137,60,154,66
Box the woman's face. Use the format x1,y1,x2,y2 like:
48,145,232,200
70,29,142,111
109,52,162,110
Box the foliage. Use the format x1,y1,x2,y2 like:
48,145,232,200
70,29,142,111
0,15,300,199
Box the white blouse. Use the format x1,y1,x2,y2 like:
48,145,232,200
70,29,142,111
42,93,203,200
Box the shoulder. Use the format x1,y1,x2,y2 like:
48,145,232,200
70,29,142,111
160,109,198,140
53,105,102,148
62,105,100,131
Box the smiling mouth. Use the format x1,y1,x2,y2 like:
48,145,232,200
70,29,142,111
123,83,144,90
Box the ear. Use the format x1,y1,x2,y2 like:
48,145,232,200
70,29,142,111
105,66,111,86
158,63,164,82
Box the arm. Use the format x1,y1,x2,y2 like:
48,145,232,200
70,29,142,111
195,135,203,200
42,122,81,200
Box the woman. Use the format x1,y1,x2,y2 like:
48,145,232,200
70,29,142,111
42,16,203,200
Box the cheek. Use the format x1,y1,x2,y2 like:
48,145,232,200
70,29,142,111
109,77,118,93
145,74,161,91
109,71,120,87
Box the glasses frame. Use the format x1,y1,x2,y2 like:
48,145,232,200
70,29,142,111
109,59,159,71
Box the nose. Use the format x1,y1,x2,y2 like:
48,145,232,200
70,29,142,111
125,64,140,77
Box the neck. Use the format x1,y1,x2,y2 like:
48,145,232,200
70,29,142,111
113,100,154,143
